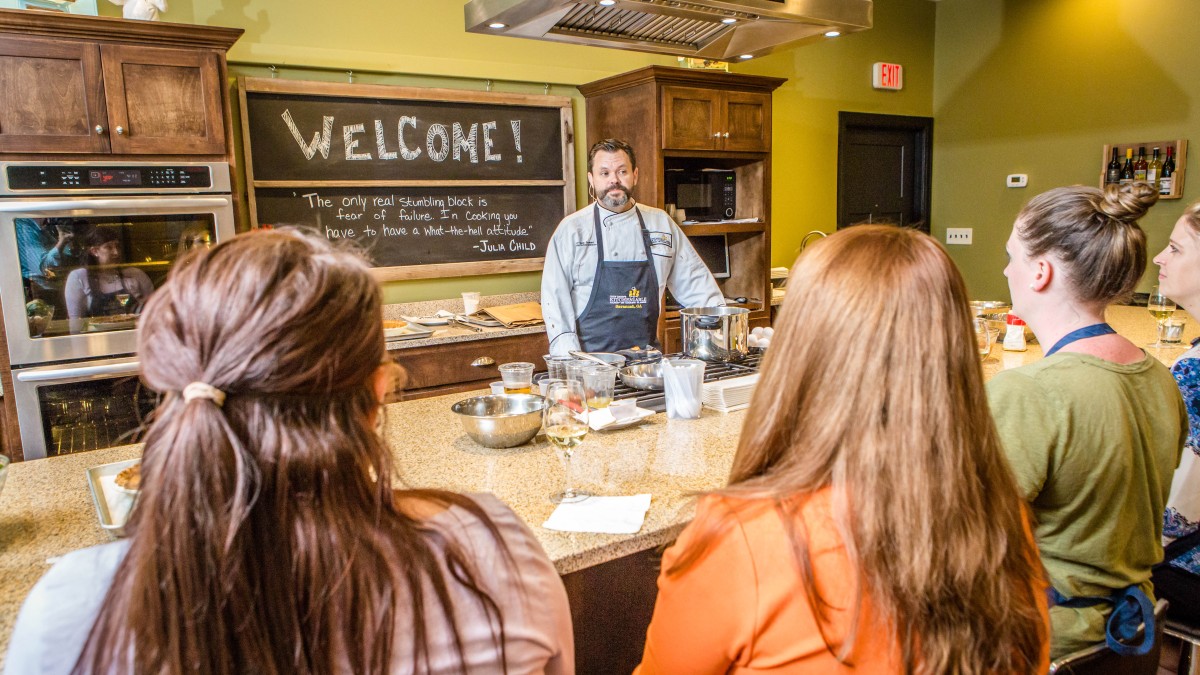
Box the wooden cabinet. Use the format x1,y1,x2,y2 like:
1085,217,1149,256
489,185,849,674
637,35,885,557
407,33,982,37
387,331,550,402
579,66,785,352
662,86,771,152
0,9,239,157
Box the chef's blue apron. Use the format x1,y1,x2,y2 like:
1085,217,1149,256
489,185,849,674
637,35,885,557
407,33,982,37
1044,322,1157,657
575,204,661,353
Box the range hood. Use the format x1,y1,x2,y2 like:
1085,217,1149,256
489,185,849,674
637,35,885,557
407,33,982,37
464,0,872,62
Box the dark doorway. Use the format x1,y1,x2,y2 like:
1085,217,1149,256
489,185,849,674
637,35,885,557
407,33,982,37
837,112,933,232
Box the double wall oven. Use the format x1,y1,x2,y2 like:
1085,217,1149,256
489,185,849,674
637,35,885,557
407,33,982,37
0,161,235,459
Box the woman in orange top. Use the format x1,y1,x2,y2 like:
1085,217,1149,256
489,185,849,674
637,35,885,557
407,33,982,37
636,225,1050,674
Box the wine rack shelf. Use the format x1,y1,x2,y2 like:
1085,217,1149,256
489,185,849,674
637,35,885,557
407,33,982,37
1099,139,1187,200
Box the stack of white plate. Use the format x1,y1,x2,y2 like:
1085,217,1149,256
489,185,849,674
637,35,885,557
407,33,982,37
702,374,759,412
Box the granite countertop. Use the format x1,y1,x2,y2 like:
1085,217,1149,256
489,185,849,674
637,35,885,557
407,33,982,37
0,303,1192,664
382,291,546,350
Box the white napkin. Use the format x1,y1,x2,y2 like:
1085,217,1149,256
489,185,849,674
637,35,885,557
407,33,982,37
543,494,652,534
588,400,655,430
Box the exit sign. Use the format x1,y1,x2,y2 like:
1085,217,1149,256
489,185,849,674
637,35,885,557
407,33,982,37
872,62,903,90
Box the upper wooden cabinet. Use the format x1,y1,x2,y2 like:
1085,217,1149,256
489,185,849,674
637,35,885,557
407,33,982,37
0,9,240,157
662,85,771,152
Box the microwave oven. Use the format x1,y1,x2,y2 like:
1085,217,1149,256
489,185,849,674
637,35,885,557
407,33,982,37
665,169,735,222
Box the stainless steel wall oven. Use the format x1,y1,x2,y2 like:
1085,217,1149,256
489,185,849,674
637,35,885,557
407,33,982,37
0,161,235,458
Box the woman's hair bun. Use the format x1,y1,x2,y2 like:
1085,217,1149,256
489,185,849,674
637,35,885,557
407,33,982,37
1099,182,1159,223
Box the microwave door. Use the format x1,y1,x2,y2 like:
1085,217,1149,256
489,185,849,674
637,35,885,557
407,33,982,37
12,357,153,459
0,195,235,366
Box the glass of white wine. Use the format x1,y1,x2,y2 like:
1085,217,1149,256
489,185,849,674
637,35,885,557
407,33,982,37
1147,286,1177,347
543,380,590,504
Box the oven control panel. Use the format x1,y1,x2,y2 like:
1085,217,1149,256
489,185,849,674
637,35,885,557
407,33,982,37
5,165,213,191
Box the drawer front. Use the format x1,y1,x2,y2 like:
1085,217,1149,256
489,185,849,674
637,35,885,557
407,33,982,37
390,332,549,396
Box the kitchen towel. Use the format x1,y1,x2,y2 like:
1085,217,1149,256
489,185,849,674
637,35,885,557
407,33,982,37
542,494,653,534
481,301,544,328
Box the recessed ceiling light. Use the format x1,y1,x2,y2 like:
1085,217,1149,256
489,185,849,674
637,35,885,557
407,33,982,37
721,17,737,24
739,54,753,60
489,22,507,29
824,30,841,37
599,0,616,5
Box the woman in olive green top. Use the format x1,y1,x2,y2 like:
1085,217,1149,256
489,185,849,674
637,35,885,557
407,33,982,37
988,182,1188,659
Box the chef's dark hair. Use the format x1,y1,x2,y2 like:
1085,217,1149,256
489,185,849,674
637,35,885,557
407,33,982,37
588,138,637,172
75,228,515,675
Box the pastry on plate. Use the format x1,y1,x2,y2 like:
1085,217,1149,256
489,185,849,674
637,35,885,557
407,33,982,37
114,463,141,492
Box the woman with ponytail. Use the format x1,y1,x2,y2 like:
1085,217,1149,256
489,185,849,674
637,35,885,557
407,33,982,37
5,229,573,675
988,182,1187,658
635,226,1050,674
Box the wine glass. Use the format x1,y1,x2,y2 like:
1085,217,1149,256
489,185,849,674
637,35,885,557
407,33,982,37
543,380,590,504
973,317,992,359
1147,286,1177,347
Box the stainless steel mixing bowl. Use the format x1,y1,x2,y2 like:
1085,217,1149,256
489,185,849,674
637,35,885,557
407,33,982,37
451,394,547,448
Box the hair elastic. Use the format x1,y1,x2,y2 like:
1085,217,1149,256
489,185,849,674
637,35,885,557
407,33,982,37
182,382,226,407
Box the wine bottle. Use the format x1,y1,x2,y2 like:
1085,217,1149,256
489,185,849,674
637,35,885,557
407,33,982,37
1120,148,1135,186
1161,146,1176,196
1134,146,1148,182
1147,147,1162,189
1106,147,1121,185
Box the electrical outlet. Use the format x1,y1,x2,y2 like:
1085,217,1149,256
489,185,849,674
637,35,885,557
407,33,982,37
946,228,973,245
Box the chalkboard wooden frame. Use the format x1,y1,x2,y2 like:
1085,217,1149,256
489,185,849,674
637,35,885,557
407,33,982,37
237,77,576,281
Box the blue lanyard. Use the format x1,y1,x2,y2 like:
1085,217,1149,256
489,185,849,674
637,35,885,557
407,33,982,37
1044,323,1117,357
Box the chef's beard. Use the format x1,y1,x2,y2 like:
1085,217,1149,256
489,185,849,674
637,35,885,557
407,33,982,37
597,185,632,210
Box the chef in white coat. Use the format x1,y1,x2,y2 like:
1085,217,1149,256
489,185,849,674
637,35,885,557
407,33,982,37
541,139,723,356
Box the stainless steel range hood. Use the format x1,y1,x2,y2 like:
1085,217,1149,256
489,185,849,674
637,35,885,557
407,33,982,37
464,0,872,62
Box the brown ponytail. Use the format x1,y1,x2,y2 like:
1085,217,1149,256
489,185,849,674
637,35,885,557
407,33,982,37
73,229,512,675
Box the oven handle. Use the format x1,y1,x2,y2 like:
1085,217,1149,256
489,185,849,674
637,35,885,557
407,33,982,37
16,361,140,383
0,197,230,213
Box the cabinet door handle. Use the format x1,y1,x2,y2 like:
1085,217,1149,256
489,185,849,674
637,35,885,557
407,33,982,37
471,356,495,367
115,126,125,136
722,132,730,138
713,132,721,138
94,125,105,134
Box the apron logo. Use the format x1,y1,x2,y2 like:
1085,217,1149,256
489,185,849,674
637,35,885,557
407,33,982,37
609,286,648,309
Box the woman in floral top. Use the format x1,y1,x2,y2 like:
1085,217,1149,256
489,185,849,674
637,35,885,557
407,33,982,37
1151,199,1200,623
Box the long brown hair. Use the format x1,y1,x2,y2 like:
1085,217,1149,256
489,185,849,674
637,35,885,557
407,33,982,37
672,226,1046,673
1016,182,1157,305
75,229,511,674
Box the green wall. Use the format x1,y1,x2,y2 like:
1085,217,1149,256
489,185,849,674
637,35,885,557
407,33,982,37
933,0,1197,301
737,0,936,267
98,0,936,302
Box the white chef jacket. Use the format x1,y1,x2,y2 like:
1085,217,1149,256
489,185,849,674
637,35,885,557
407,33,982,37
540,201,724,355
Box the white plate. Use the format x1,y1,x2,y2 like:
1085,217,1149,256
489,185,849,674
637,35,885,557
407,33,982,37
401,315,450,326
385,324,435,341
85,458,140,537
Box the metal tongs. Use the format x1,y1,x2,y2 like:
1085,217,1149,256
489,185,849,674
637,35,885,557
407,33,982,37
448,317,482,333
436,309,483,333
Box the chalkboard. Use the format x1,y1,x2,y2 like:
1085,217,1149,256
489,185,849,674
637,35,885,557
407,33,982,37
255,186,561,267
238,77,575,281
244,93,565,183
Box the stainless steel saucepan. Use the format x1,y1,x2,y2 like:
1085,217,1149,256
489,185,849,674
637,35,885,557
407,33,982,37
679,306,750,362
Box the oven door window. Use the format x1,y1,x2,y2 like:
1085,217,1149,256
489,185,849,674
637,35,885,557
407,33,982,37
16,215,215,338
38,375,158,456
